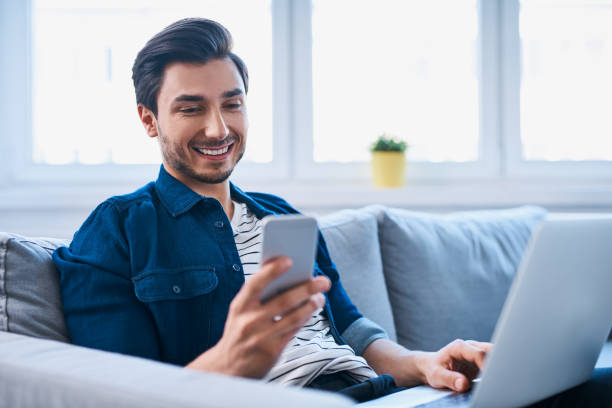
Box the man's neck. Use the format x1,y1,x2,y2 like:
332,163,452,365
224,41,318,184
163,164,234,220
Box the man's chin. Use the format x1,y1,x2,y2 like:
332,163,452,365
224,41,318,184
190,150,243,184
166,148,244,186
167,159,234,185
190,168,234,184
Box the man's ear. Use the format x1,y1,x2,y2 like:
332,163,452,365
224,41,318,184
138,104,159,139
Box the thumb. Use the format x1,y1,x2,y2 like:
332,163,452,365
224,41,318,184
435,368,469,392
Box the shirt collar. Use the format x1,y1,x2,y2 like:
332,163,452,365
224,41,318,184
154,164,271,219
229,183,272,219
155,165,204,217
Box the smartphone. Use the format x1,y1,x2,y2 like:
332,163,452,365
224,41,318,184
259,214,319,303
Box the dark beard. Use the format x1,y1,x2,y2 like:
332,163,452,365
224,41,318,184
171,154,240,184
158,129,245,184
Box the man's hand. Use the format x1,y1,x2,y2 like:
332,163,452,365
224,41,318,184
363,338,492,393
186,256,331,378
416,339,492,392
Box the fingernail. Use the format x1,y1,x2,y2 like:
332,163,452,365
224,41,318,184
454,378,463,390
316,293,325,307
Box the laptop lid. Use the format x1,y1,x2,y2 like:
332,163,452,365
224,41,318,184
471,215,612,408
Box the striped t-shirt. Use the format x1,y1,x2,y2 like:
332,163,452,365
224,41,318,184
230,201,378,386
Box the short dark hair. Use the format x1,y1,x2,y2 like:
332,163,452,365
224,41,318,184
132,18,249,116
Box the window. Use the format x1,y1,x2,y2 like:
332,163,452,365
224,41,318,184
1,0,611,209
31,0,273,165
312,0,479,163
519,0,612,162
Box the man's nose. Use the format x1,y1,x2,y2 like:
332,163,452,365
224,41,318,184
204,108,230,140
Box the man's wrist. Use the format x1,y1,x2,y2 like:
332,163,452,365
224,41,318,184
391,350,433,387
185,344,231,375
412,351,434,385
363,338,433,387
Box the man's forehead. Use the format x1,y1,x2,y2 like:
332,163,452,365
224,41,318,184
159,59,245,101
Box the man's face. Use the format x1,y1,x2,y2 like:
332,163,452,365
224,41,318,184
150,58,248,185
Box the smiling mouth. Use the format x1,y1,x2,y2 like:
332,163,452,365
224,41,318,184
192,142,234,161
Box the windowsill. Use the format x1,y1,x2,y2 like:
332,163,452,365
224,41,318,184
253,179,612,212
1,178,612,213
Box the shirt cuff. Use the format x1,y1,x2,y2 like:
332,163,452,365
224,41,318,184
341,317,388,356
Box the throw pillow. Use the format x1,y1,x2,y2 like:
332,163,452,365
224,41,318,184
378,206,546,351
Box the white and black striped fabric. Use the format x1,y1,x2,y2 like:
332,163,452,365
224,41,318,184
230,201,378,386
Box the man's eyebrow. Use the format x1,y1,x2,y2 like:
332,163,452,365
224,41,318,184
173,94,205,103
222,88,244,98
172,89,243,103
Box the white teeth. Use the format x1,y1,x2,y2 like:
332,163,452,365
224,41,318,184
195,145,230,156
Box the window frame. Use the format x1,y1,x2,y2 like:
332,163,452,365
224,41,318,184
1,0,612,212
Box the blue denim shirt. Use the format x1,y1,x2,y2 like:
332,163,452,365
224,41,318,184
53,165,386,366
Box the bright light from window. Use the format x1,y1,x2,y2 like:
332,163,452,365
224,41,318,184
312,0,479,163
520,0,612,161
32,0,273,165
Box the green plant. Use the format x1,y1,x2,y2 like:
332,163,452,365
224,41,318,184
370,133,408,153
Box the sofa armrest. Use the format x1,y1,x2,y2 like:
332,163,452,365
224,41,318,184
0,332,353,408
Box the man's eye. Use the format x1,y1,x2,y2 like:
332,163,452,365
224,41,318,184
225,101,242,110
180,107,201,114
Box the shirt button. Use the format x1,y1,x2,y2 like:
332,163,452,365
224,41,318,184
215,221,224,228
232,264,241,272
172,285,181,294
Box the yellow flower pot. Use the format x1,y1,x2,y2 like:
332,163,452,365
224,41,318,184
371,151,406,188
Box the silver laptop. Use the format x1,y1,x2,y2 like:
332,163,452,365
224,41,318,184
367,215,612,408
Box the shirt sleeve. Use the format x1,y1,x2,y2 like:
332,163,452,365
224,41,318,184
52,201,161,360
339,317,389,356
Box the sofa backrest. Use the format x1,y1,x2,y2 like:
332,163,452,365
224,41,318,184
1,205,547,354
0,233,70,342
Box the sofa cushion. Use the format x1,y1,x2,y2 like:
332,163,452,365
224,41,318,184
377,206,546,352
0,233,70,342
318,207,396,342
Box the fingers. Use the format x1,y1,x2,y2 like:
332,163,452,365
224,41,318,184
465,340,493,352
447,339,488,371
257,292,326,354
230,256,331,333
432,367,470,393
268,293,326,337
233,257,292,310
427,339,491,392
263,275,331,318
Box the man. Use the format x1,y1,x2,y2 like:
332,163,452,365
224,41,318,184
53,18,610,405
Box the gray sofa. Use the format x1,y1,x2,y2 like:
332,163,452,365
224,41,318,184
1,205,610,407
